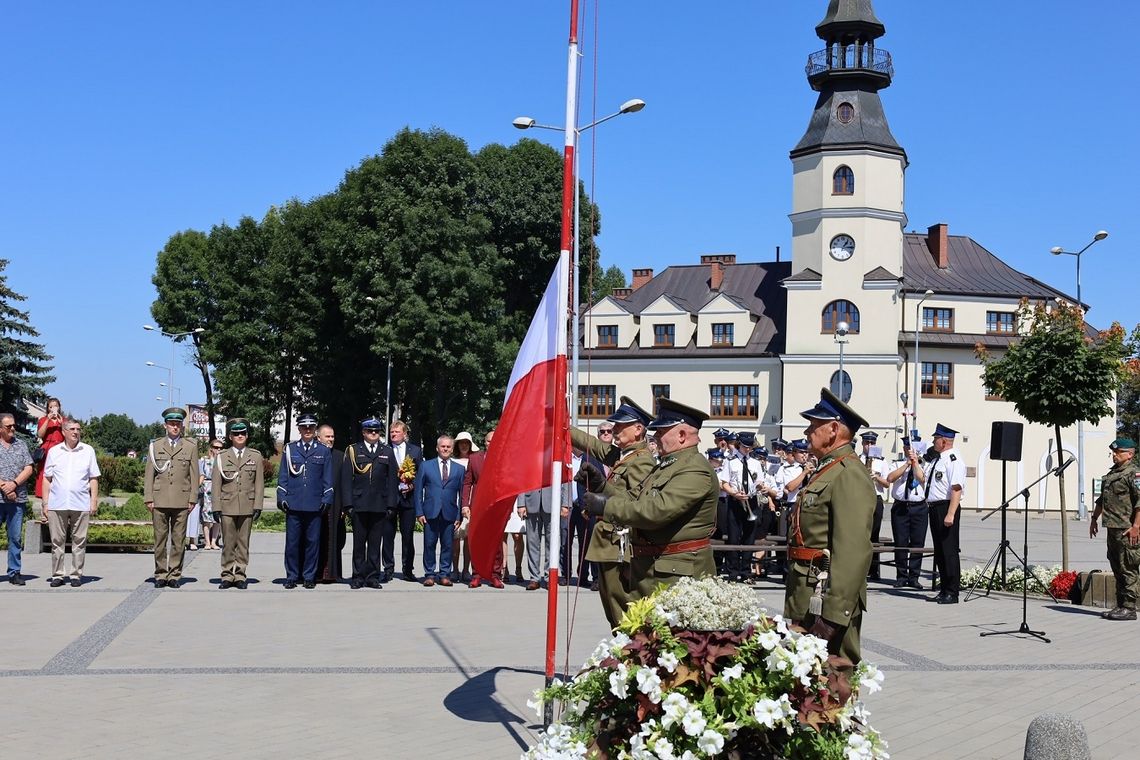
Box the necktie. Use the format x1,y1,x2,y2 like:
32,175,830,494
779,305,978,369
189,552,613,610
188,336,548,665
237,449,242,460
304,442,311,453
442,460,449,482
369,445,375,455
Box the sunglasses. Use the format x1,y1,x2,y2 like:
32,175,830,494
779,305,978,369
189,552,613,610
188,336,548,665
1,424,14,430
231,432,248,436
210,446,224,450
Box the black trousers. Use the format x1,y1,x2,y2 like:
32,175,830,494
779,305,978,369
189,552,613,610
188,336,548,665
378,509,398,574
352,510,386,582
396,506,417,575
714,497,729,572
928,499,960,593
725,498,757,577
890,501,928,581
868,496,884,578
564,508,597,583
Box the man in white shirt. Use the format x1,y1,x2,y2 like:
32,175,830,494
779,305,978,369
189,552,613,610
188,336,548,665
42,419,100,587
924,424,967,604
887,443,928,589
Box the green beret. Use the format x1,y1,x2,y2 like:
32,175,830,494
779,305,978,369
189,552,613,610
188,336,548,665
162,407,186,423
1110,438,1137,451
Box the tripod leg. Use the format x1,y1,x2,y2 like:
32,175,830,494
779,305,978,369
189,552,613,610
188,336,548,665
965,540,1005,601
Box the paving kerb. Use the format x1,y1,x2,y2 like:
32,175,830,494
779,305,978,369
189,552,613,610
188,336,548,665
3,511,1138,759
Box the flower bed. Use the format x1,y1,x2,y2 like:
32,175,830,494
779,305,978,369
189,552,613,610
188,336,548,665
524,576,887,759
959,563,1062,594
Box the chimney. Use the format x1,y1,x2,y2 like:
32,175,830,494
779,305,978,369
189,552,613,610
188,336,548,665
927,223,949,269
709,262,724,291
700,254,734,291
631,268,653,291
699,253,736,266
611,287,632,299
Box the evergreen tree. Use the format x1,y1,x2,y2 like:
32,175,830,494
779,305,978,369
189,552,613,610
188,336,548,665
0,259,55,428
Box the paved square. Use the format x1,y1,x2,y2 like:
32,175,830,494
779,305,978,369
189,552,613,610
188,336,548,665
4,511,1137,759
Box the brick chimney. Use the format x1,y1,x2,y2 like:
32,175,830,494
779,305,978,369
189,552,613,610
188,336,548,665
631,268,653,291
611,287,632,299
700,254,735,291
927,223,949,269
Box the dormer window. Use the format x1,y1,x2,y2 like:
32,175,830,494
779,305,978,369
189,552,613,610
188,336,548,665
653,324,675,347
597,325,618,348
712,323,734,345
833,165,855,195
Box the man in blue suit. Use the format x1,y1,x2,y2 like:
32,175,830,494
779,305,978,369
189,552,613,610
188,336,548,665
413,435,465,587
276,413,334,589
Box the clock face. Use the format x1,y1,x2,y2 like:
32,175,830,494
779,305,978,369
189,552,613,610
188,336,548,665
829,234,855,261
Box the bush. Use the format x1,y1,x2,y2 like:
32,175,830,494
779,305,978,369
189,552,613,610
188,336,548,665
264,458,279,487
95,494,150,520
254,509,286,532
96,456,145,494
87,523,153,546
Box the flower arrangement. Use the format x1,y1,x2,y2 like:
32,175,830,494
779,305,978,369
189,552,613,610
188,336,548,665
398,455,417,486
524,576,887,760
960,563,1061,594
1048,570,1078,600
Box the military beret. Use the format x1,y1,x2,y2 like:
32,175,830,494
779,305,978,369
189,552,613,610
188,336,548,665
297,413,319,427
162,407,186,423
1110,438,1137,451
648,398,709,431
736,432,756,447
800,387,869,434
226,418,250,435
932,423,958,440
607,396,652,426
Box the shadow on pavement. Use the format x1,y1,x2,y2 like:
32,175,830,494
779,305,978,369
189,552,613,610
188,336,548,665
1045,604,1105,617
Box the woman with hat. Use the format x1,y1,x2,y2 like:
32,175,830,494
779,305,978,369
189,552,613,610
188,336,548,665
451,431,479,582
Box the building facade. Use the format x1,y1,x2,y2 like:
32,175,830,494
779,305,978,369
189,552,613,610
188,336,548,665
578,0,1112,511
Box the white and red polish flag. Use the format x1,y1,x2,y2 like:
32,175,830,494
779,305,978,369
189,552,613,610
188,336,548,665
469,261,570,580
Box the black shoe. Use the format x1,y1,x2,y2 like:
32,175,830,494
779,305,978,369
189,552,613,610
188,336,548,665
892,578,908,589
404,572,418,583
937,594,959,605
906,579,923,590
219,580,234,590
235,580,248,589
154,579,167,589
558,577,569,587
380,572,393,583
70,578,81,588
50,577,66,588
928,591,947,602
1106,608,1137,621
167,579,180,589
590,580,600,592
349,579,363,589
303,580,316,589
366,579,382,589
283,580,297,589
9,575,25,586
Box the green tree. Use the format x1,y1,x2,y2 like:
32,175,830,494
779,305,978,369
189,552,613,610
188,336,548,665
978,301,1132,569
1118,358,1140,443
0,259,55,428
84,413,162,456
589,264,627,302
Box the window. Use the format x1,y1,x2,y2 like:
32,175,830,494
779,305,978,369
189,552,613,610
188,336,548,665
651,385,670,415
710,385,759,419
821,300,860,334
832,165,855,195
712,323,734,345
829,370,852,403
578,385,616,417
836,102,855,124
597,325,618,348
922,307,954,332
987,311,1016,335
653,323,675,347
921,362,953,398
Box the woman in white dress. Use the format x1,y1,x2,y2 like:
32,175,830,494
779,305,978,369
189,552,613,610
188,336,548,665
197,439,223,551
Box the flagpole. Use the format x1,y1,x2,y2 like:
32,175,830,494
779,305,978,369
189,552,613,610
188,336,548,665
542,0,578,727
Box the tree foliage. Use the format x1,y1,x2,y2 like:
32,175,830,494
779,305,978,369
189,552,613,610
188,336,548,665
0,259,55,427
84,413,164,457
590,264,628,302
150,128,605,453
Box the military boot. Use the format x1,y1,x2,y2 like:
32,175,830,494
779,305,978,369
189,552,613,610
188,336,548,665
1105,607,1137,621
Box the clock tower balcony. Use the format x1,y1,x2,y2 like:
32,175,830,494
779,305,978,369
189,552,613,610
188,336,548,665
806,47,893,92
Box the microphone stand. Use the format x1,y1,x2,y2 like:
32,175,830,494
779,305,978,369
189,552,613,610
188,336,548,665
975,457,1073,643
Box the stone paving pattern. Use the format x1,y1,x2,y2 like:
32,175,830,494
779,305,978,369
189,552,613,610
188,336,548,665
4,510,1138,759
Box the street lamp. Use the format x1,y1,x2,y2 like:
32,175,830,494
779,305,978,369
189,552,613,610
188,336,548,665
512,98,645,431
1049,229,1109,520
912,289,934,439
159,382,182,404
146,361,173,404
834,321,850,402
143,325,205,408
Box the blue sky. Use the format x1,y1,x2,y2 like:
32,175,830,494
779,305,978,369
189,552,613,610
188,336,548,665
3,1,1137,424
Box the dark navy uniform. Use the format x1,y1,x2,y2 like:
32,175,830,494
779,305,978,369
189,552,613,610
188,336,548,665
277,414,334,587
342,418,400,587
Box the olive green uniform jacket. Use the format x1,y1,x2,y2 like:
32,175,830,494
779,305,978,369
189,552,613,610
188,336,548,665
601,444,719,602
570,428,654,563
1095,460,1140,610
144,438,198,508
211,449,266,516
784,443,874,664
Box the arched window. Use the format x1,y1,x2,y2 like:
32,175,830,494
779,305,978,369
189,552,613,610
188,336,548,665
833,165,854,195
829,370,852,403
821,300,860,334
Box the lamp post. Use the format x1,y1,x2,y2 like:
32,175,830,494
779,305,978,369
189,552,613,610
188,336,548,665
158,383,182,405
912,290,934,439
143,325,204,408
1050,230,1109,520
146,362,173,404
834,321,850,401
513,98,645,431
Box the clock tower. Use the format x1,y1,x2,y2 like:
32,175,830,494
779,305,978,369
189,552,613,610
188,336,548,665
782,0,907,438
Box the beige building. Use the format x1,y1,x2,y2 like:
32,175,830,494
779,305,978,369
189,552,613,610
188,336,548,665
578,1,1112,512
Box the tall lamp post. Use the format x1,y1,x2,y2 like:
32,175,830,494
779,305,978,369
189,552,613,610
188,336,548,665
912,290,934,439
834,321,850,401
143,325,204,408
146,362,173,403
512,97,645,432
1050,230,1109,520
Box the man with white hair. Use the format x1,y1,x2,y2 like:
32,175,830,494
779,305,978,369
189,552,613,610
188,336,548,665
0,412,34,585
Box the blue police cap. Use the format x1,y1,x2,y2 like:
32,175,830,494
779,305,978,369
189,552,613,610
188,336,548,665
799,387,869,434
297,413,319,427
723,432,738,443
932,423,958,440
607,396,652,426
750,446,768,459
360,417,383,431
791,439,810,452
712,428,731,440
770,437,789,451
736,432,756,447
647,398,709,431
706,448,725,460
860,431,879,443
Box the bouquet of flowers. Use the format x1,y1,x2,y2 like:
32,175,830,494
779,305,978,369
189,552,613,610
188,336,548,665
524,576,887,760
398,455,417,491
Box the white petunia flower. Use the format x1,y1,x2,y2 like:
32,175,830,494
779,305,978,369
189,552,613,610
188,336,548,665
752,698,783,728
844,733,874,760
765,648,790,673
635,667,664,703
526,689,545,719
721,662,744,681
657,650,679,673
681,707,707,737
698,729,725,755
660,692,689,728
652,737,676,760
858,664,885,695
609,663,630,699
757,629,781,651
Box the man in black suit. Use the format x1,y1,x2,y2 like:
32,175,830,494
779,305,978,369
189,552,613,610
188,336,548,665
342,418,400,588
387,420,423,581
317,424,346,583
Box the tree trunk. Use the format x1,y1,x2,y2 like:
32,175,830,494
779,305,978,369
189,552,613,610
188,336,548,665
191,334,215,441
1054,423,1070,571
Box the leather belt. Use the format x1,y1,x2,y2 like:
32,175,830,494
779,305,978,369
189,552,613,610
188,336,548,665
632,538,710,558
788,546,827,562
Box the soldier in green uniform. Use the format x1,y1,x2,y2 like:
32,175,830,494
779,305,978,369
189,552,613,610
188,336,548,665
571,397,655,628
1089,438,1140,621
582,398,719,604
785,388,875,664
211,418,264,589
144,407,199,589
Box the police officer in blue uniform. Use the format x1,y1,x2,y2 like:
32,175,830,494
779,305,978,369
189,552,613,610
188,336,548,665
277,413,334,589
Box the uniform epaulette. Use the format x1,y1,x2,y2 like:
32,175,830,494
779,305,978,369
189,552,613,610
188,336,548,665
949,454,957,462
